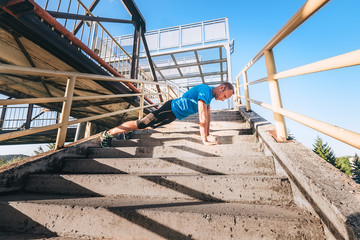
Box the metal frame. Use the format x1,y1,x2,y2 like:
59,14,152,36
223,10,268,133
234,0,360,149
114,18,233,90
0,64,175,148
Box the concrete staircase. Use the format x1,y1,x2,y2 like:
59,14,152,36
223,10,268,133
0,110,326,239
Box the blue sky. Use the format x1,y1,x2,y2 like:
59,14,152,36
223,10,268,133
1,0,359,156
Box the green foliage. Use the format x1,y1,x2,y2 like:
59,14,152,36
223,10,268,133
335,157,352,176
34,143,55,155
34,146,45,155
0,155,25,168
0,157,7,167
353,153,360,183
312,136,336,165
46,143,56,150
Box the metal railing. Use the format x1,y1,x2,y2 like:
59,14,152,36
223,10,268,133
114,17,230,54
32,0,172,99
0,64,175,149
0,106,76,131
234,0,360,149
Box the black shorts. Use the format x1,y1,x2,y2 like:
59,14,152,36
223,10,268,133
136,100,177,129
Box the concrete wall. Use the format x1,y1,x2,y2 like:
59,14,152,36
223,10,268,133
237,105,360,240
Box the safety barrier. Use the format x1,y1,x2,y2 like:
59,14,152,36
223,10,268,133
234,0,360,149
0,64,175,149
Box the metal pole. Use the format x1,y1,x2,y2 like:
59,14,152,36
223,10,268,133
264,50,287,141
242,71,251,111
130,25,141,80
139,83,144,119
141,32,164,102
0,104,8,130
24,104,34,129
56,75,76,149
225,43,233,109
74,122,86,141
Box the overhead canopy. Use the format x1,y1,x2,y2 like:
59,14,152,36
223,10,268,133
111,18,234,92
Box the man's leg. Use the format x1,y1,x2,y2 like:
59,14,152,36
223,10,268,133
100,100,175,147
108,120,138,135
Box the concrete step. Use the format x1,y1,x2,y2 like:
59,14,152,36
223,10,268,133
87,143,262,158
0,193,325,240
0,231,77,240
131,123,248,134
111,134,257,147
158,120,247,129
61,156,276,175
24,174,292,204
128,128,254,138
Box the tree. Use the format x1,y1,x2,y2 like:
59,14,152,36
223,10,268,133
312,136,336,165
353,153,360,183
335,157,352,176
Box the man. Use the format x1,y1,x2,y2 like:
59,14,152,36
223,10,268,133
100,82,234,147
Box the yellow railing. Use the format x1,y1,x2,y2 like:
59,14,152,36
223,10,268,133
0,64,175,149
234,0,360,149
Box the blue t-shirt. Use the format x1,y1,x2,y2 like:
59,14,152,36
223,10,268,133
171,84,214,120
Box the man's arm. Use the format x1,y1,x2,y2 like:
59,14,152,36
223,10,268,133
198,100,218,145
206,104,211,137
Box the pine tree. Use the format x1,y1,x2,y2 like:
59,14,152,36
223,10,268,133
312,136,336,165
353,153,360,183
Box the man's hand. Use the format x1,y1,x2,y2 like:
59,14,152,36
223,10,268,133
202,140,221,145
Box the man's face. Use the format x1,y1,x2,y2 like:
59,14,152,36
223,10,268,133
215,87,234,101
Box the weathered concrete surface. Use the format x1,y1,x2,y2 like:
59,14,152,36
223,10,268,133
24,174,292,204
238,105,360,240
0,194,325,240
0,135,99,193
112,134,257,147
0,231,77,240
0,109,327,239
61,156,276,175
87,144,262,158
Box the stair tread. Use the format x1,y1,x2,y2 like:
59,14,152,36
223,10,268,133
0,231,76,240
0,193,310,221
61,156,275,175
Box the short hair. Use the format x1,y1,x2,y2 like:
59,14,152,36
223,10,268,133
220,82,234,91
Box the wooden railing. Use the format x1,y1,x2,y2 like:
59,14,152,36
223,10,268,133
0,64,175,149
234,0,360,149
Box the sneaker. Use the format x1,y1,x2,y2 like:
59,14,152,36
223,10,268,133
115,132,132,140
100,130,114,148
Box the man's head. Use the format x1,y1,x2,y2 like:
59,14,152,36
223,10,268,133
213,82,234,101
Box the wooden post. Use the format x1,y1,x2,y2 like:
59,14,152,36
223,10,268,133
264,50,287,141
56,75,76,149
242,71,251,111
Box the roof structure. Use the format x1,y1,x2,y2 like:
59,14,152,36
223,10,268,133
111,18,234,93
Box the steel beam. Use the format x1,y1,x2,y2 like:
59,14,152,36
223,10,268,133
130,25,141,80
141,58,227,72
194,50,205,84
141,32,163,102
120,0,146,32
72,0,100,35
48,11,134,24
164,71,225,81
170,54,183,77
24,103,34,129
